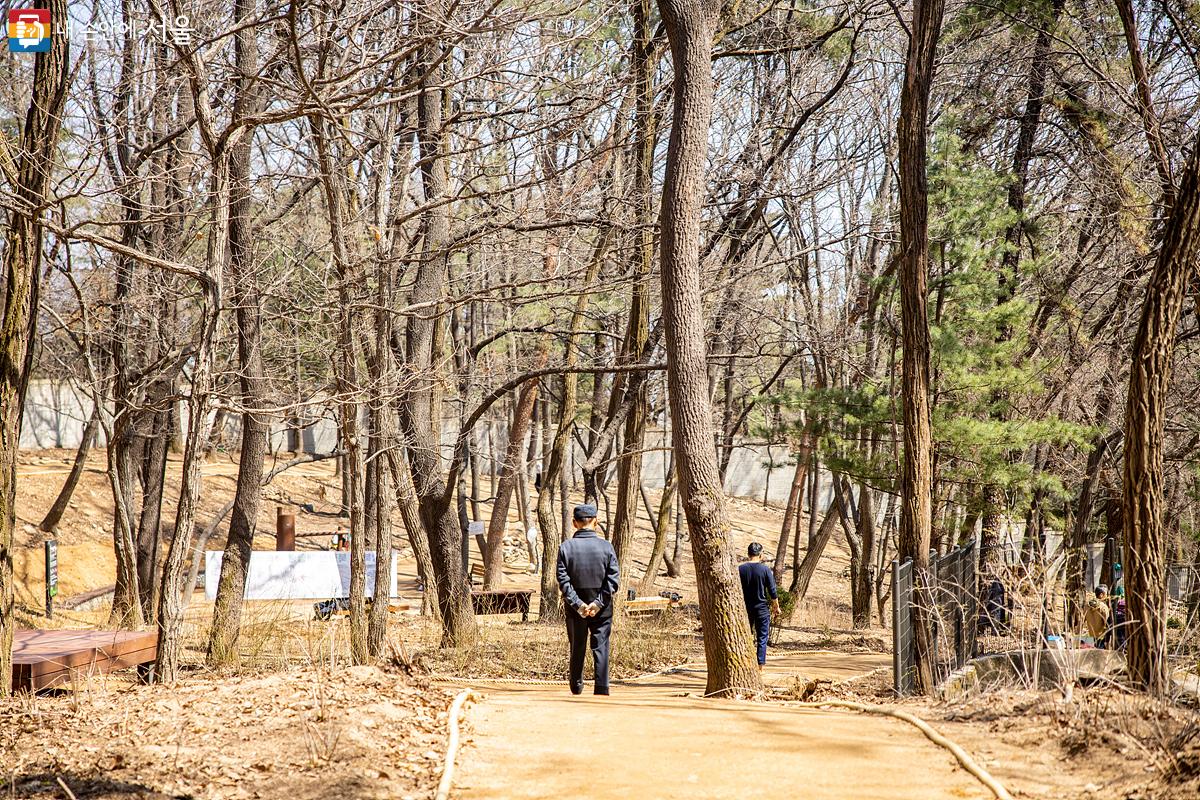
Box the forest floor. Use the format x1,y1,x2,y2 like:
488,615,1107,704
1,663,452,799
6,448,1200,799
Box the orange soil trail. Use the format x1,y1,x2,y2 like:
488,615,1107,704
453,651,989,800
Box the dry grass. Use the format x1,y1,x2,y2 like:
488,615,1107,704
407,611,702,680
84,596,705,686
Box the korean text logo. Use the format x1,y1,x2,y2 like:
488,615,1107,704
8,8,51,53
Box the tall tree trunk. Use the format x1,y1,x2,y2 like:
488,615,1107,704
537,238,608,621
656,0,761,696
665,489,683,578
135,401,170,621
790,500,841,599
639,469,678,594
1121,126,1200,695
612,0,657,587
107,431,143,628
309,109,368,663
979,0,1064,581
978,486,1004,577
484,376,540,588
368,415,395,655
208,0,267,664
611,395,647,586
387,447,439,622
897,0,945,694
0,0,69,694
852,482,876,628
155,190,226,683
39,406,99,534
1113,0,1174,198
397,8,477,645
368,135,399,655
773,434,810,581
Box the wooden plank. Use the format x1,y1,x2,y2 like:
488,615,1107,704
13,629,152,652
24,635,156,674
14,631,156,663
28,644,159,691
626,597,676,618
627,597,670,610
10,630,159,693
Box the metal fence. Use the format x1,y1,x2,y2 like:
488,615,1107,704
892,541,978,696
892,557,916,695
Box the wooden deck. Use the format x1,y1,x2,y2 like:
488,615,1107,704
11,629,159,692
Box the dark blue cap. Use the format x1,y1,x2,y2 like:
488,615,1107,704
573,504,598,521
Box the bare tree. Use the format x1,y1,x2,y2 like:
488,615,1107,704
0,0,69,696
656,0,761,697
207,0,270,667
1121,125,1200,694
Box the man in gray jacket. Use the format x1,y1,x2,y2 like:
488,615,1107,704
556,504,620,695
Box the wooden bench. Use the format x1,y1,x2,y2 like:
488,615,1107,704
12,629,159,692
471,589,532,622
470,563,487,585
625,596,682,617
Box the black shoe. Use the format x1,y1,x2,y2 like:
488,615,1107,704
570,684,583,695
594,687,610,696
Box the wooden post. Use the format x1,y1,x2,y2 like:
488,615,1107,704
275,507,295,551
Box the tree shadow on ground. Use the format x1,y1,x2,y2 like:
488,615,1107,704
2,772,192,799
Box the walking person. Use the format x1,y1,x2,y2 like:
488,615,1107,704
739,542,780,671
556,504,620,695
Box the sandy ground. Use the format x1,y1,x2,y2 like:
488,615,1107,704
452,651,987,800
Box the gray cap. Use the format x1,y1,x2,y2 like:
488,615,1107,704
573,503,598,522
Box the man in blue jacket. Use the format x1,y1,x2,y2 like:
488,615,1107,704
556,504,620,695
739,542,780,670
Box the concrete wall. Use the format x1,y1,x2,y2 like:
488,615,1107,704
20,380,96,449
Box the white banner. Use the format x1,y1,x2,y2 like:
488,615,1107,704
204,551,399,600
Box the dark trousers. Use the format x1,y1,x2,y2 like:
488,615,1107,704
749,608,770,665
566,606,612,694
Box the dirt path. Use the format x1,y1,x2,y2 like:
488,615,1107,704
452,652,989,800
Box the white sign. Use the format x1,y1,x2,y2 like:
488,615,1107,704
467,521,485,538
204,551,399,601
